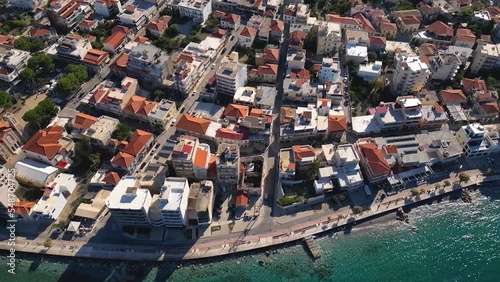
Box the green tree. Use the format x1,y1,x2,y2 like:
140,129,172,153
443,180,451,187
352,206,363,215
309,159,321,180
56,73,80,96
458,8,474,23
91,40,103,50
368,51,378,62
19,67,35,85
22,98,58,128
89,152,101,172
0,91,13,109
76,136,91,156
458,172,470,183
112,123,131,141
14,36,44,53
166,24,180,38
64,64,88,82
28,53,54,75
338,194,346,202
303,29,318,54
43,238,52,248
410,188,420,197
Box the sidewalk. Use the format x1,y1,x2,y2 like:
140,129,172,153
2,168,498,261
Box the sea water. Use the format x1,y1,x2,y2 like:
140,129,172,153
1,187,499,282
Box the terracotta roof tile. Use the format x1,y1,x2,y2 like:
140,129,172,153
222,13,240,24
439,89,467,103
223,103,249,119
102,171,121,185
427,21,453,37
104,31,127,49
176,114,210,135
327,115,347,132
399,15,420,25
240,26,257,38
359,142,391,175
122,129,152,156
111,152,135,168
369,35,386,47
73,112,97,130
462,78,487,92
480,102,500,114
22,126,64,160
13,202,35,215
353,13,376,33
123,95,157,116
292,145,316,161
193,148,208,168
215,128,245,140
83,49,109,65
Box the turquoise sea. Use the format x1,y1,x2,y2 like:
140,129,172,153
1,186,499,282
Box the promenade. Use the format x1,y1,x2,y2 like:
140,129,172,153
2,168,498,262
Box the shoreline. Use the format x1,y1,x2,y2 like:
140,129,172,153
1,183,488,264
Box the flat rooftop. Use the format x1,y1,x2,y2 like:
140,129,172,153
106,177,149,210
160,177,189,211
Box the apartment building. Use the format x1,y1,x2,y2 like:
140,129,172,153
318,144,364,190
94,0,123,18
283,3,310,24
318,58,341,84
127,43,170,88
221,13,240,30
146,16,171,37
286,49,306,70
0,122,22,162
14,159,59,187
355,139,391,184
216,143,240,185
106,176,152,226
88,76,138,115
31,173,77,220
47,34,92,64
316,21,342,56
249,64,278,84
238,26,257,48
8,0,41,10
357,61,383,82
118,2,155,29
216,58,247,97
453,28,476,48
22,126,74,168
178,0,212,24
83,115,120,146
396,16,420,33
83,49,109,73
111,129,153,172
255,48,279,66
456,123,500,157
149,178,190,227
0,49,30,83
169,135,199,179
291,145,317,174
429,52,461,81
391,52,430,95
47,0,87,31
469,41,500,74
103,31,128,54
346,30,369,65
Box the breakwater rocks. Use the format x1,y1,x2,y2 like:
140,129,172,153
396,208,410,223
461,189,472,203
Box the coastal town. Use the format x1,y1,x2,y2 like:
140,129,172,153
1,0,500,264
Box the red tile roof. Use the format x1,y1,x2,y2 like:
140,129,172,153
290,69,311,80
83,49,109,65
256,64,278,75
427,21,453,37
439,89,467,103
326,14,361,27
122,129,152,156
112,25,130,35
353,13,376,33
13,202,35,215
379,20,398,31
399,15,420,25
455,28,476,42
270,19,284,33
73,113,97,130
240,26,257,38
292,145,315,161
111,152,134,168
384,145,398,155
262,48,280,62
223,103,249,119
236,192,248,207
79,19,96,29
369,35,386,47
462,78,487,92
104,32,127,49
176,114,210,135
30,26,52,38
215,128,245,140
359,142,391,175
22,126,64,160
123,95,157,116
327,115,347,132
194,148,209,168
222,13,240,24
480,102,500,114
103,171,121,185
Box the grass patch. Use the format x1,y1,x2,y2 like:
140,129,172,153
277,195,305,207
282,180,316,198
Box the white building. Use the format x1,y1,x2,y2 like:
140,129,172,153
8,0,41,10
118,1,156,28
178,0,212,24
346,30,369,65
84,115,120,146
391,52,430,95
149,177,190,227
318,143,364,190
106,176,152,226
234,86,257,106
0,49,30,83
318,58,340,84
94,0,123,18
216,58,248,97
31,173,77,220
429,53,461,81
46,34,92,65
455,123,500,157
127,43,169,88
469,41,500,74
15,159,59,188
316,21,342,55
444,46,473,65
357,61,382,82
286,49,306,71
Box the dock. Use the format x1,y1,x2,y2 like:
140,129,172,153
303,236,321,259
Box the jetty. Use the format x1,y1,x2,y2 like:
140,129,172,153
303,236,321,259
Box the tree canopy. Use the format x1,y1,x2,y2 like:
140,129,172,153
0,91,13,109
27,53,54,74
22,98,58,128
19,67,35,85
56,64,88,96
112,123,132,141
14,36,44,53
